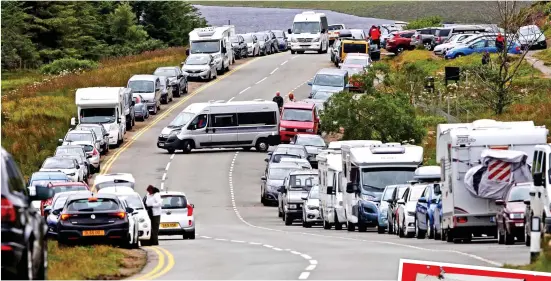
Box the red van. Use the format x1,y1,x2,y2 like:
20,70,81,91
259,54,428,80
279,102,319,143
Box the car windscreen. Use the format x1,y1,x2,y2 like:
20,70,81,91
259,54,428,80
65,133,93,143
154,68,178,77
95,181,133,190
328,25,344,31
309,185,320,199
77,126,102,138
191,40,220,54
42,158,75,169
169,112,195,127
343,43,367,54
31,179,67,186
55,147,85,157
282,108,313,122
295,136,325,147
242,34,254,43
272,154,301,163
254,33,267,40
361,168,416,196
161,195,188,209
273,30,284,38
66,198,120,212
53,196,70,210
118,194,144,210
519,26,541,36
312,91,335,101
268,168,295,180
80,108,116,124
436,29,451,37
408,187,425,201
186,56,210,65
313,74,344,87
382,186,396,201
289,174,319,189
128,80,155,93
293,22,321,34
507,186,530,202
52,185,88,195
341,66,363,76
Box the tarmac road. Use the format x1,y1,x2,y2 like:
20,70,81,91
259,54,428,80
105,51,530,280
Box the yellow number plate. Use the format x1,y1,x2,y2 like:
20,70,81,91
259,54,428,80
82,230,105,236
161,223,179,228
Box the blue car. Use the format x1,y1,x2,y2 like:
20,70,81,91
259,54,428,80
44,190,91,237
378,185,397,234
414,183,442,239
444,39,521,59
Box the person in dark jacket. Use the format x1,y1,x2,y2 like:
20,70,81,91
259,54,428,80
482,50,490,65
273,91,284,109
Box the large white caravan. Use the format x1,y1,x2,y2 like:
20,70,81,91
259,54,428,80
341,143,424,232
188,26,235,75
71,87,128,147
437,119,548,242
530,143,551,235
288,11,329,54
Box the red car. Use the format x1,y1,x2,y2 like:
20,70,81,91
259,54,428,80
279,102,319,143
495,182,531,245
385,30,416,54
40,182,90,216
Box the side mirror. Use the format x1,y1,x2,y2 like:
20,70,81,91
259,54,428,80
327,186,334,194
345,182,358,193
261,176,267,181
70,117,76,126
301,195,308,200
185,49,190,56
524,199,531,206
307,81,312,86
495,199,505,206
287,28,292,34
386,199,393,203
43,206,52,217
321,29,326,34
278,186,286,193
418,197,427,203
397,199,405,205
104,133,109,137
189,124,197,130
131,100,136,106
533,172,544,187
58,139,64,144
76,165,80,169
30,185,54,201
430,198,437,204
126,207,134,213
52,209,61,216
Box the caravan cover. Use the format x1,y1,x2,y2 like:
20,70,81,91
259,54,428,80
464,150,532,200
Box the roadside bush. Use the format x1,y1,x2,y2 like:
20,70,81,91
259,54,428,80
39,58,99,75
404,16,442,30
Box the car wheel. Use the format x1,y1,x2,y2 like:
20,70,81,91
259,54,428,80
504,228,515,245
416,219,426,239
17,244,33,279
497,226,505,244
291,50,296,54
255,138,269,152
323,218,331,229
377,225,385,234
302,220,312,228
424,42,432,50
182,140,193,154
284,213,293,225
187,231,195,240
387,218,394,234
346,221,355,232
334,211,342,230
357,223,367,232
167,149,175,154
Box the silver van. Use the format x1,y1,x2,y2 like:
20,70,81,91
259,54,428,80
127,75,162,115
157,100,281,154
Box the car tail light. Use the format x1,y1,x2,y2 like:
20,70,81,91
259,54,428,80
111,212,126,219
92,148,99,156
515,46,520,52
455,216,468,225
416,35,420,40
60,214,72,220
1,245,13,251
1,197,16,223
88,197,98,202
188,220,192,226
187,204,193,216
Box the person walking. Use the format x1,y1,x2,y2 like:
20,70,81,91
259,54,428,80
288,92,295,102
273,91,284,109
144,185,162,246
495,33,505,52
371,26,381,48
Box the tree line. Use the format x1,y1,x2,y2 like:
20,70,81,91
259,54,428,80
1,1,207,71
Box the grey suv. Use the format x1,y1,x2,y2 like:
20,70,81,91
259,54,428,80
411,27,439,50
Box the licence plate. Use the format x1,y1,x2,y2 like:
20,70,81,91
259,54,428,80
161,222,179,228
490,217,496,223
515,223,524,227
158,143,164,147
301,44,310,47
82,230,105,236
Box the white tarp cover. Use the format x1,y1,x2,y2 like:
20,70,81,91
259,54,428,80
464,149,532,200
415,273,524,281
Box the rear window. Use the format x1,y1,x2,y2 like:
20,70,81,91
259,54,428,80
51,185,88,194
66,198,120,212
329,25,344,31
82,145,94,152
289,174,319,189
272,154,301,163
400,32,414,38
118,194,144,210
161,195,188,209
437,29,451,37
56,147,85,156
343,43,367,54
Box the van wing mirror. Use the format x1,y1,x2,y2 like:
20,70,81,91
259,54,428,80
288,28,292,34
70,117,76,126
434,184,441,194
524,199,531,206
397,199,405,205
533,172,544,187
301,195,308,200
345,182,358,193
52,209,60,215
495,199,505,206
418,197,427,203
327,186,334,194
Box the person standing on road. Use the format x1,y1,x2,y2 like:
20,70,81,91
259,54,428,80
288,92,295,102
273,91,284,109
145,185,162,246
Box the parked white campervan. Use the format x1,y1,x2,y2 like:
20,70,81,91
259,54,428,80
157,100,280,154
341,143,424,232
187,26,235,74
317,140,382,230
530,144,551,235
437,119,548,243
71,87,128,147
288,11,329,54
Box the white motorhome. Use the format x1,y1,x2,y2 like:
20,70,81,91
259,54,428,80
288,11,330,54
71,87,128,147
157,100,280,154
341,143,424,232
317,140,382,230
437,119,548,243
187,26,235,75
530,143,551,234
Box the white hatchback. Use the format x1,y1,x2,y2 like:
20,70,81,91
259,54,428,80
159,191,195,239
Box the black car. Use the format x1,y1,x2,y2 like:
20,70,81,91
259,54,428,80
56,193,133,247
1,147,54,279
153,66,188,97
271,30,288,51
230,35,248,59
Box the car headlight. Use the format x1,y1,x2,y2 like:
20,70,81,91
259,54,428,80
169,130,180,137
312,38,320,42
139,217,145,223
407,211,416,217
361,194,376,201
288,204,297,209
291,37,297,43
307,205,319,210
280,127,287,131
510,213,524,219
306,129,314,132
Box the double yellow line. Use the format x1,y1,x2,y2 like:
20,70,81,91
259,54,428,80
134,246,175,280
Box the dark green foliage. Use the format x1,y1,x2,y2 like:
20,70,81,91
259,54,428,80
404,16,443,30
1,1,207,71
39,58,99,75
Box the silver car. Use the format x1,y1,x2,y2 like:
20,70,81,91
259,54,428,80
54,145,91,175
301,185,321,227
242,33,261,56
75,124,110,155
278,169,319,225
159,191,195,239
156,76,173,104
58,130,101,173
133,93,149,121
58,154,89,183
181,54,217,81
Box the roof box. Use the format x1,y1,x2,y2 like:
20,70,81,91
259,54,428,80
370,146,405,154
414,166,441,182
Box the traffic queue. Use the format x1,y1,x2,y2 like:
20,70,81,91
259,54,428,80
259,118,551,247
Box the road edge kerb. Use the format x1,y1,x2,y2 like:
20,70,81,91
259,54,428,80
126,246,163,280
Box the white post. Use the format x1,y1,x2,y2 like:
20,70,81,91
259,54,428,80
529,185,542,263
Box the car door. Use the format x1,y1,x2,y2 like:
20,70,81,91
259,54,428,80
155,78,162,104
187,114,210,148
207,113,238,146
174,68,184,90
470,39,486,54
416,186,429,228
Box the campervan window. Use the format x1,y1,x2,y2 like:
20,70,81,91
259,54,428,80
80,108,116,124
191,40,221,54
211,114,236,127
293,22,320,34
237,112,277,125
361,167,416,194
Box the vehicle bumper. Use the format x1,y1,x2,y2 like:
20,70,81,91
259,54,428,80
89,156,100,168
1,227,26,276
108,129,119,145
285,204,303,218
505,220,524,237
279,130,315,142
449,214,497,236
138,223,151,240
159,225,195,236
404,215,416,232
378,212,389,228
291,42,321,51
58,226,129,243
263,190,279,202
358,209,379,227
185,70,211,80
304,209,322,223
145,101,158,112
158,135,181,150
134,110,146,118
278,43,287,50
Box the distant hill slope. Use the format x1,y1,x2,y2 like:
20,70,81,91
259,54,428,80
192,1,532,23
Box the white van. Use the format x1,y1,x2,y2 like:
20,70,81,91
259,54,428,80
71,87,128,147
127,75,162,115
157,100,281,154
529,144,551,235
288,11,329,54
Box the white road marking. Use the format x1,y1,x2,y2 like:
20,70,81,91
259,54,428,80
309,260,318,265
230,240,245,243
301,254,311,260
249,242,262,245
238,86,251,95
292,56,298,59
298,272,310,279
228,97,235,102
270,67,279,74
200,236,211,239
255,77,267,84
214,238,228,241
263,244,274,248
160,182,164,190
165,162,171,171
281,60,288,65
305,264,316,271
162,173,166,181
272,247,282,251
170,154,175,160
290,251,301,255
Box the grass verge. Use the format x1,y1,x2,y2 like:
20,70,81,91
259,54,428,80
47,240,146,280
504,235,551,273
1,47,185,179
191,1,530,23
533,48,551,66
